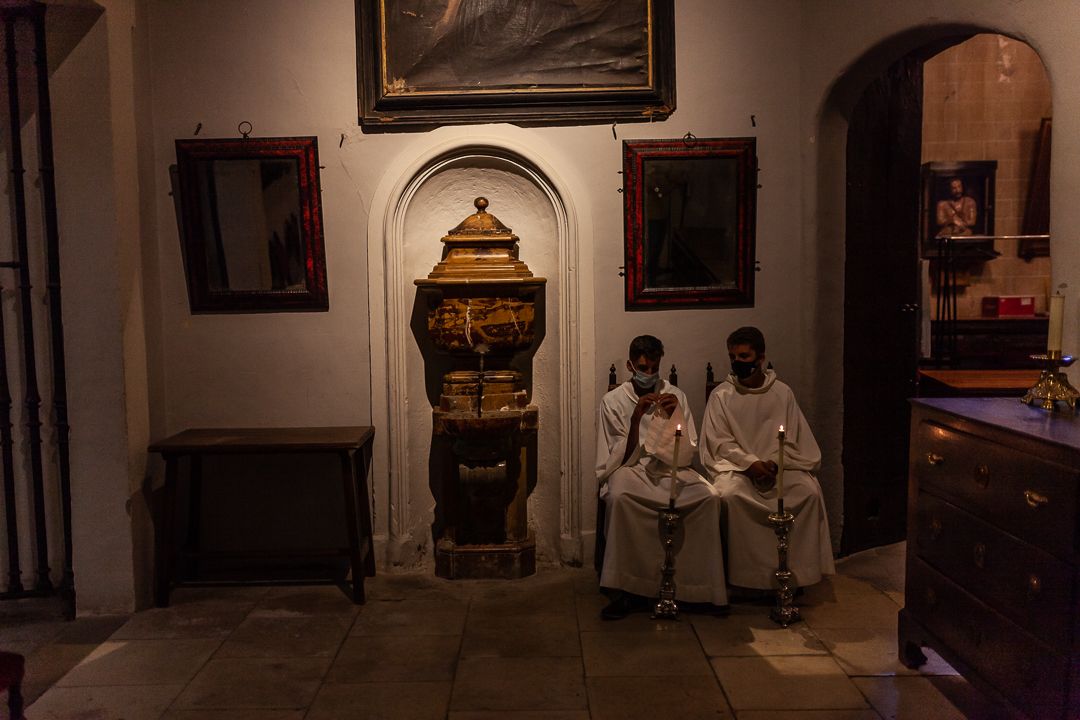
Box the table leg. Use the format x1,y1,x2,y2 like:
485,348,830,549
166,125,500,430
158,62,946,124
356,440,376,578
185,455,203,579
340,450,364,604
154,455,178,607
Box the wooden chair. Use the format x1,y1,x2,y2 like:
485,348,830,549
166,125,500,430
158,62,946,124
595,363,681,573
0,652,24,720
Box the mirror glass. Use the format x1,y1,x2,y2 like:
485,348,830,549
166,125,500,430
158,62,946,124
642,157,738,290
175,137,328,313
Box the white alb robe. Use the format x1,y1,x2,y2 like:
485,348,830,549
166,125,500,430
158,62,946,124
699,370,834,589
597,380,727,605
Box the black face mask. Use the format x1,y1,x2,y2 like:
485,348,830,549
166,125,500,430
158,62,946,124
731,359,758,380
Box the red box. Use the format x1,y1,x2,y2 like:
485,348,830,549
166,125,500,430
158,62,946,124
981,295,1036,318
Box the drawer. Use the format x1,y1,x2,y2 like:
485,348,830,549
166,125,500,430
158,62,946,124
911,418,1079,558
906,556,1067,718
914,491,1074,652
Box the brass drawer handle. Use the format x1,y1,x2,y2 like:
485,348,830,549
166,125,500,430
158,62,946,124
929,517,943,540
1028,574,1042,598
926,452,945,467
973,464,990,488
1024,490,1049,509
972,542,986,569
925,588,938,608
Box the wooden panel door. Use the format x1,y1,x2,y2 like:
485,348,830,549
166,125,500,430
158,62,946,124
842,55,924,555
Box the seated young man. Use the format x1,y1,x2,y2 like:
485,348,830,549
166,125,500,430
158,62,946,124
596,334,727,619
699,326,835,590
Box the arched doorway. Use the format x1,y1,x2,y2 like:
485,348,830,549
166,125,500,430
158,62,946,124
841,33,1052,554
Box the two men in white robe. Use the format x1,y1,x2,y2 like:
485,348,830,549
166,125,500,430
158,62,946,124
700,326,835,589
596,335,727,619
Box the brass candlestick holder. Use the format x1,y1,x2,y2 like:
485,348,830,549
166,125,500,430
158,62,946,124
768,503,801,627
653,501,684,620
1021,352,1078,413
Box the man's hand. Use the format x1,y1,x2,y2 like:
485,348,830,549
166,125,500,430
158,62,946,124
745,460,776,483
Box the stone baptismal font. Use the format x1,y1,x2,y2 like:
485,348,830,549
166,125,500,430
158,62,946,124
414,198,546,579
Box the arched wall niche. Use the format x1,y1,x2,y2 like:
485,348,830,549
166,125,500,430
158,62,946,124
366,128,597,571
805,23,1051,552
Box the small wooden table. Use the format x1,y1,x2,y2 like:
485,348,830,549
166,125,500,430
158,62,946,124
917,369,1041,397
148,427,375,607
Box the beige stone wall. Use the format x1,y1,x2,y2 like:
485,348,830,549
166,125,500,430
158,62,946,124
923,34,1052,317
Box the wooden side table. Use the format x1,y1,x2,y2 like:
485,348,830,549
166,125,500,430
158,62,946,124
148,427,375,607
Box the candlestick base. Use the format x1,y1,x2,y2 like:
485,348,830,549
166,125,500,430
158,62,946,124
652,506,684,620
767,510,801,628
1021,353,1078,414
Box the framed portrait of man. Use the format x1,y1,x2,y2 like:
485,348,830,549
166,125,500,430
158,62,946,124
920,161,997,259
355,0,675,130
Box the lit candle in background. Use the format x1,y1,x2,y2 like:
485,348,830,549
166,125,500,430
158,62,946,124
1048,292,1065,355
777,425,786,512
669,424,682,506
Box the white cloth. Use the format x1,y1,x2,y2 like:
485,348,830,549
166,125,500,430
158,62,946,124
597,380,727,605
699,370,835,589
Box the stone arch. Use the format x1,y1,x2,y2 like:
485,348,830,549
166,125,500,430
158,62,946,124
366,128,596,570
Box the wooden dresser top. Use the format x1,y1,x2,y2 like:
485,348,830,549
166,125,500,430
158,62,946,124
911,397,1080,453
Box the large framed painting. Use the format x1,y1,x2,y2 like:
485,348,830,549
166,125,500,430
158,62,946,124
622,137,757,310
920,160,997,259
356,0,675,130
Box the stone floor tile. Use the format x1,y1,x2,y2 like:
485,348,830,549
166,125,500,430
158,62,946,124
799,575,886,605
575,593,695,633
328,634,460,683
56,638,219,687
253,585,361,617
853,676,1013,720
350,596,468,636
27,684,184,720
691,606,827,657
736,711,883,719
582,628,714,677
20,642,99,705
110,603,251,640
52,615,129,644
174,657,329,709
449,712,591,719
451,657,587,712
462,610,580,657
799,590,901,631
711,655,869,711
168,585,270,606
812,627,957,677
162,710,305,720
216,615,351,658
466,574,577,616
307,681,453,720
586,675,733,719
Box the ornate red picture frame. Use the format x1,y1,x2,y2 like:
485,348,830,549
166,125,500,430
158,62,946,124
622,137,757,310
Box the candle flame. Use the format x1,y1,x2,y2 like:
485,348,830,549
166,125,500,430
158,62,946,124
779,424,785,433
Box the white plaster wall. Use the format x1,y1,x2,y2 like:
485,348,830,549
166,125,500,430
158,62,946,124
94,0,1080,601
138,0,809,570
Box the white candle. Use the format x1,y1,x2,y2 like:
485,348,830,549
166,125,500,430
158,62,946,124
777,425,786,501
1048,293,1065,354
669,424,682,504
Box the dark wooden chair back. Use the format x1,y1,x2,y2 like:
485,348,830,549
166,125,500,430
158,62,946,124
0,651,25,720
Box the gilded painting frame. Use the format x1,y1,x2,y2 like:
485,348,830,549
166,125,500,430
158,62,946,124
356,0,675,130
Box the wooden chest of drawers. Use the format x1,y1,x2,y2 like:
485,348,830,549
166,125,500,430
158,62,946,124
901,398,1080,720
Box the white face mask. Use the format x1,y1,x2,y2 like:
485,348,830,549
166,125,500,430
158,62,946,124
633,370,659,389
